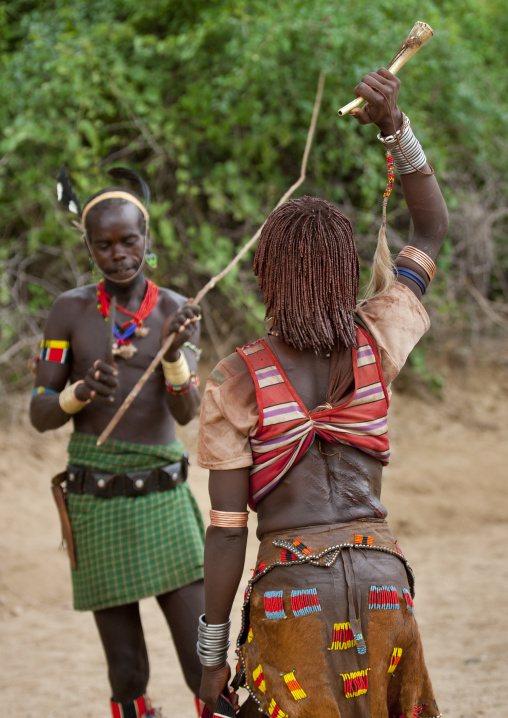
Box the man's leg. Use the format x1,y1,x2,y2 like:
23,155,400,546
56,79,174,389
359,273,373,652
94,602,150,703
156,579,205,697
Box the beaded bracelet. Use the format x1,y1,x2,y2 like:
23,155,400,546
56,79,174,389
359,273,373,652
183,341,202,361
394,267,427,295
58,381,91,414
165,374,199,395
398,246,436,281
32,386,58,396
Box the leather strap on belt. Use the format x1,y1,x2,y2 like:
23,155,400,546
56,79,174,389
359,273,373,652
65,453,189,498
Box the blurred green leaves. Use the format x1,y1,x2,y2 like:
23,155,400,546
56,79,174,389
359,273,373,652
1,0,508,379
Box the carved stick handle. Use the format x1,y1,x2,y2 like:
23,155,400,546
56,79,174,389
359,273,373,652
337,21,434,117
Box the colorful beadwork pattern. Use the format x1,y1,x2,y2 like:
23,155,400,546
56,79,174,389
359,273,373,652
292,539,311,555
328,622,356,650
32,386,58,396
164,373,199,395
403,588,415,614
253,664,267,694
183,341,202,360
384,154,395,198
354,534,374,546
267,698,287,718
395,544,405,558
388,647,403,674
291,588,321,617
39,340,70,363
414,704,427,717
253,559,266,577
369,585,400,610
341,668,371,698
281,549,299,562
282,671,307,701
354,628,367,655
247,625,253,643
264,591,286,620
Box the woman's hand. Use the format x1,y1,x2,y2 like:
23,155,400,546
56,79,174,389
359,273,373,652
160,302,201,362
76,359,118,403
350,68,403,136
200,663,232,715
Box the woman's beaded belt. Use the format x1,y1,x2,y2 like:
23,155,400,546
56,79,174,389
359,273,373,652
65,454,189,498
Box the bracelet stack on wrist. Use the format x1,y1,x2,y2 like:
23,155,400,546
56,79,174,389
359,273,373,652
58,381,91,414
196,614,231,668
377,113,427,174
161,351,198,395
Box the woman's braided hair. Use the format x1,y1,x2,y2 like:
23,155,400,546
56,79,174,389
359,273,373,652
254,196,359,354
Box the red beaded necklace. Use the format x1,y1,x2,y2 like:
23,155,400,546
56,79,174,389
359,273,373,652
96,279,160,358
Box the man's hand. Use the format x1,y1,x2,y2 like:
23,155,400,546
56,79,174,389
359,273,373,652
75,359,118,403
160,303,201,363
350,68,403,136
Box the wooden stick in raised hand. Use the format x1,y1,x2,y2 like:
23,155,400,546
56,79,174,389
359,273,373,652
96,71,326,446
337,21,433,117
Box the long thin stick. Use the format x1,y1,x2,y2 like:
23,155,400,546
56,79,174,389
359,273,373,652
97,71,326,446
337,21,433,116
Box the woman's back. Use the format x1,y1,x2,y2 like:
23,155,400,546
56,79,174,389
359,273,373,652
253,335,386,537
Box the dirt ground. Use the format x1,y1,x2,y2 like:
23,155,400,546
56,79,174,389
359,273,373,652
1,356,507,717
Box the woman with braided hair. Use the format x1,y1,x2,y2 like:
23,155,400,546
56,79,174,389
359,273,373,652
197,69,448,718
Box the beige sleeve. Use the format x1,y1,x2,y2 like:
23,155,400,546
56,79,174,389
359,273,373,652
197,356,258,470
356,282,430,386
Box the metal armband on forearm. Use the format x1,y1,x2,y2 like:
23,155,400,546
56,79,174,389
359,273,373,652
397,246,437,283
197,614,231,668
58,381,91,414
378,113,427,174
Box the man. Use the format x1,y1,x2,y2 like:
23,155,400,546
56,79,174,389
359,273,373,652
31,171,205,718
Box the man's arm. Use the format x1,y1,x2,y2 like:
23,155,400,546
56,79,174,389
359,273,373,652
160,302,202,425
30,295,118,432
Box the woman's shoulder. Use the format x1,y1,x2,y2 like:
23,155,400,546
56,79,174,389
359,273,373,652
208,350,252,387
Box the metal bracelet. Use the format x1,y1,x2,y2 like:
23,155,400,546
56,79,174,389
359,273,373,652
378,114,427,174
197,614,231,667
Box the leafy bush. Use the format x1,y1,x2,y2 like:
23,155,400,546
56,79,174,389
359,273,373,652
1,0,508,391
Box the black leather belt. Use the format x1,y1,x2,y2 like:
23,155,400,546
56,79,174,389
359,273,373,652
65,453,189,498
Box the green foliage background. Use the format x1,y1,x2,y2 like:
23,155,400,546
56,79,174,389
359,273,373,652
1,0,508,391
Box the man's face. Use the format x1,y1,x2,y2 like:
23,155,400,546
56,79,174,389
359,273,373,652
87,202,145,284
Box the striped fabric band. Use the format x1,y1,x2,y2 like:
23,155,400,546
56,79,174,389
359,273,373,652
237,325,390,509
39,339,70,363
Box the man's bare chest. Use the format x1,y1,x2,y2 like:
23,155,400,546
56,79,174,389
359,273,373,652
69,303,164,379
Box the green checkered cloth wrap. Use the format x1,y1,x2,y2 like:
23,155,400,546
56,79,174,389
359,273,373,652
66,432,204,611
68,485,205,611
67,431,185,472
